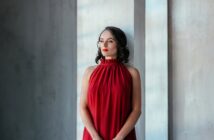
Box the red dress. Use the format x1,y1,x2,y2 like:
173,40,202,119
82,58,136,140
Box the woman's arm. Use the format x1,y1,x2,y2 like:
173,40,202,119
79,66,102,140
113,67,142,140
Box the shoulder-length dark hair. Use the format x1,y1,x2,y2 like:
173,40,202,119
95,26,129,64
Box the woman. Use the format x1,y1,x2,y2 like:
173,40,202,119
79,26,142,140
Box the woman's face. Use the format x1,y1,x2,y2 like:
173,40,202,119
98,30,117,59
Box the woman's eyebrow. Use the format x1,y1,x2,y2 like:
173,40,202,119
99,37,114,40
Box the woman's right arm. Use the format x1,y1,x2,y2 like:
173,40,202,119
79,66,102,140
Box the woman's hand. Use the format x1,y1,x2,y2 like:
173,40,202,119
92,135,103,140
112,135,123,140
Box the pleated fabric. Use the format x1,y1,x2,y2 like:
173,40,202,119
82,58,136,140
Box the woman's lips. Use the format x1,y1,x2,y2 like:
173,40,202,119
102,48,108,52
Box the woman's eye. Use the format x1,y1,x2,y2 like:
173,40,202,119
108,40,113,43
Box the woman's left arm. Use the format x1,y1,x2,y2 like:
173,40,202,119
113,67,142,140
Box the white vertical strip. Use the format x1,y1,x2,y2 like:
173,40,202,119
145,0,168,140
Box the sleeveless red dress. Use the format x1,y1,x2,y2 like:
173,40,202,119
82,58,136,140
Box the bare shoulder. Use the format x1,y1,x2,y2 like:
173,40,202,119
125,65,140,79
85,65,97,73
83,65,97,80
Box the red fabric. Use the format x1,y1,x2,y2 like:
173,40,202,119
82,58,136,140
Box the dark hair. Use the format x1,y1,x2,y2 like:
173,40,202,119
95,26,129,64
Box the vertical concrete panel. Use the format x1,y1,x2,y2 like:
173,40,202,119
0,0,77,140
169,0,214,140
77,0,135,139
145,0,168,140
134,0,145,139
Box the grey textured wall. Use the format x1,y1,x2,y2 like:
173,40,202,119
169,0,214,140
134,0,145,139
0,0,77,140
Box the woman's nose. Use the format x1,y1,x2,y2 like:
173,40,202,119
103,41,108,47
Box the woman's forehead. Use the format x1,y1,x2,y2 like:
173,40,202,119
100,30,114,38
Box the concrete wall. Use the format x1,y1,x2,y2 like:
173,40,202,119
0,0,77,140
2,0,213,140
168,0,214,139
134,0,146,139
145,0,168,140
